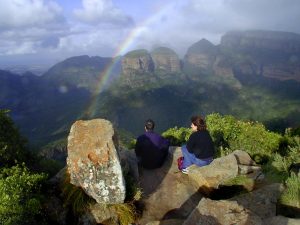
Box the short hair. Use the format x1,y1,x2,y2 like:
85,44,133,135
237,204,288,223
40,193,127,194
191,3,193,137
145,119,155,131
191,115,206,131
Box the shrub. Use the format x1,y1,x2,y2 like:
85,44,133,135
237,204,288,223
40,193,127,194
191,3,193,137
108,203,137,225
162,127,192,146
0,110,29,166
280,173,300,208
206,113,282,161
0,165,47,225
37,158,64,177
262,153,290,182
62,172,96,214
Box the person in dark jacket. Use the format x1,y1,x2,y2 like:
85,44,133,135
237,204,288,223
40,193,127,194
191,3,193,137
135,119,170,169
181,115,214,173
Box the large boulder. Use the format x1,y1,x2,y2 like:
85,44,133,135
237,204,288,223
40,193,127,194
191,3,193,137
137,148,261,224
137,147,203,224
232,183,283,219
183,198,262,225
183,183,283,225
265,216,300,225
188,150,261,193
67,119,126,204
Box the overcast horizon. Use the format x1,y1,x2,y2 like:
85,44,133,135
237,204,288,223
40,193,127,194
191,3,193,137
1,0,300,66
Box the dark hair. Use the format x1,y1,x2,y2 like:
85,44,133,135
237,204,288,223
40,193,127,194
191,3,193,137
145,119,155,131
191,115,206,131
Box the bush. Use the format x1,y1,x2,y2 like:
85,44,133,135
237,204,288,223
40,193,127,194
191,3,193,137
108,203,137,225
280,173,300,208
206,113,282,161
62,172,96,214
162,127,192,146
0,110,29,166
0,165,47,225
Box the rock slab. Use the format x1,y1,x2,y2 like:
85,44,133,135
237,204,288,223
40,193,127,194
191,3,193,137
67,119,125,204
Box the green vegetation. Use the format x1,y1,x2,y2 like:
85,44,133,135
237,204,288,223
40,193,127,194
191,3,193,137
62,172,96,214
0,109,48,225
161,113,300,208
206,113,282,161
108,203,137,225
162,113,283,161
0,110,29,166
61,168,141,223
0,165,47,225
280,173,300,208
151,47,176,55
124,49,149,58
162,127,192,146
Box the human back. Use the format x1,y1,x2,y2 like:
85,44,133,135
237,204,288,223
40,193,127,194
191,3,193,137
135,119,169,169
187,129,214,159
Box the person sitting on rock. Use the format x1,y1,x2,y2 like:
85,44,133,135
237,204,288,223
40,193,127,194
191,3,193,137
180,115,214,174
135,119,170,169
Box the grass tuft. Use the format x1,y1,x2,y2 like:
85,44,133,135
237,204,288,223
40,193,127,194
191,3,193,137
109,203,137,225
280,173,300,208
61,171,95,214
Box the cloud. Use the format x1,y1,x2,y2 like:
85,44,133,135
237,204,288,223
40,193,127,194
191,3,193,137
182,0,300,34
73,0,134,27
5,42,37,55
126,0,300,57
1,0,300,65
0,0,65,30
0,0,70,56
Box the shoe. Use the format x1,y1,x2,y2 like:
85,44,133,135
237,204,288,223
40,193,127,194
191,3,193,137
181,168,189,174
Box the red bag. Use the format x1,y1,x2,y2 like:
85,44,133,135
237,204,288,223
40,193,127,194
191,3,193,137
177,156,184,170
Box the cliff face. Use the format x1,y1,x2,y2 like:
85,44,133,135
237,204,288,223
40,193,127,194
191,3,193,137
121,47,181,77
121,49,154,76
183,39,217,73
221,30,300,53
151,47,181,73
220,31,300,81
120,31,300,82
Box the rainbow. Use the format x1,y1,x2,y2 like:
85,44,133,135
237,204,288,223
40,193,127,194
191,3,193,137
83,3,173,118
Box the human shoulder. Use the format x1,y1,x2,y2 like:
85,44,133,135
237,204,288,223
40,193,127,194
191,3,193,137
137,134,146,141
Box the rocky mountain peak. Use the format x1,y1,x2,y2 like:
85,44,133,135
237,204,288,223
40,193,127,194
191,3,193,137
186,38,217,55
150,47,181,73
184,39,217,73
121,49,154,76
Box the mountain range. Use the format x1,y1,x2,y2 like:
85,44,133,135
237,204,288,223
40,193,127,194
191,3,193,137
1,30,300,148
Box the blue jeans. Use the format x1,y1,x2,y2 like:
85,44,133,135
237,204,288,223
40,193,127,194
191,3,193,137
181,145,213,169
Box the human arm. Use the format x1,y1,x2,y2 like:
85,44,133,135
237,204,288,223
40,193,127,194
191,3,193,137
134,137,142,158
186,133,195,154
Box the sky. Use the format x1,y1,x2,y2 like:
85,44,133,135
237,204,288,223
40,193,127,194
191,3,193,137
1,0,300,66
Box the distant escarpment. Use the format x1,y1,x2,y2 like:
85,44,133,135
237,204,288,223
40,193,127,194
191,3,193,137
221,30,300,53
120,30,300,83
220,30,300,81
44,55,121,91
